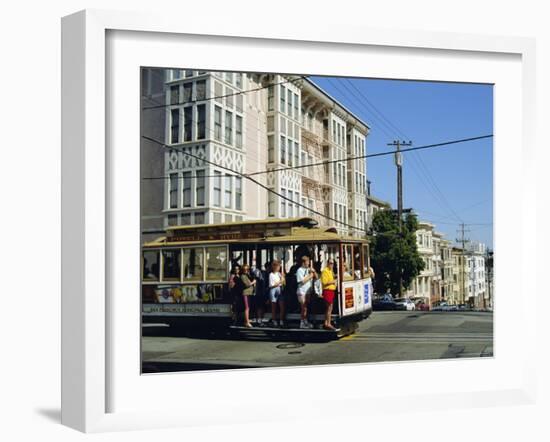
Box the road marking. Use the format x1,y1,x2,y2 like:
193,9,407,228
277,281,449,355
359,334,492,337
342,339,492,345
340,333,493,344
340,335,356,341
348,338,492,342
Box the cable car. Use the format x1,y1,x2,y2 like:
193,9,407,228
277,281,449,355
141,217,374,338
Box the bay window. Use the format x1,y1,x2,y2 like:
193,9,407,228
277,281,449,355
214,106,222,141
196,170,205,206
213,171,221,207
170,108,179,144
225,111,233,145
235,116,243,148
169,173,178,208
235,177,242,210
184,106,192,141
197,104,206,140
224,174,232,208
182,172,191,207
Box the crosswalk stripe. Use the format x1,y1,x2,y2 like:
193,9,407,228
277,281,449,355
342,337,492,343
357,334,493,339
362,333,493,337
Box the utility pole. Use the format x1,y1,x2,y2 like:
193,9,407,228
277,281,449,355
388,140,412,297
456,223,470,306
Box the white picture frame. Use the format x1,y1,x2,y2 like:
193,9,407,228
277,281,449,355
61,9,537,433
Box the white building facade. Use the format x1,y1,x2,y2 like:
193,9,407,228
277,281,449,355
465,242,488,307
366,193,391,230
440,239,454,304
157,70,370,236
408,221,437,305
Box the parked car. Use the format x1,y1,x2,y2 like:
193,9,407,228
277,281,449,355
393,297,416,311
372,294,397,311
431,302,447,311
411,298,429,311
416,301,430,312
432,302,460,312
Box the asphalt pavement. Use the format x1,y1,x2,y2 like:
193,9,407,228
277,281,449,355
141,311,493,373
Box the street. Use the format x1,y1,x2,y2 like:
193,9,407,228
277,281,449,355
142,311,493,373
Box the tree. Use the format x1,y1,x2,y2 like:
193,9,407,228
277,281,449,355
370,210,424,296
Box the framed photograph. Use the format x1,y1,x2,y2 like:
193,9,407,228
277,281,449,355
61,9,537,433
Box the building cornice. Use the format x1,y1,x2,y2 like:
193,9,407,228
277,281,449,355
296,76,371,134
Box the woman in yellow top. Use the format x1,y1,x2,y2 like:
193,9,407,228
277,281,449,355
321,259,337,330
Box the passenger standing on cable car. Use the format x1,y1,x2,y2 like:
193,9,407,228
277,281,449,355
268,260,286,328
228,265,241,297
228,265,242,320
296,256,316,329
252,264,268,326
321,259,338,330
240,264,256,328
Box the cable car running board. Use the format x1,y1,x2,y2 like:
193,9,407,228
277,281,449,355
228,325,354,340
229,325,341,333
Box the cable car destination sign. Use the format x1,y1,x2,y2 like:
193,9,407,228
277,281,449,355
165,220,299,243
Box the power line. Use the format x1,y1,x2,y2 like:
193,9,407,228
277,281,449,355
246,135,493,177
141,70,490,230
141,71,376,184
143,70,392,170
140,72,310,166
142,135,364,232
142,74,308,110
141,134,493,180
414,198,492,223
344,79,407,138
456,223,471,305
329,77,464,224
345,77,464,223
418,219,492,226
141,70,490,218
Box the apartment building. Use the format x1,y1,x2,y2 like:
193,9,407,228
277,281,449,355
366,191,391,230
140,68,168,241
407,221,436,305
465,242,487,308
485,249,494,309
431,231,443,305
450,243,488,307
150,70,370,236
440,239,454,303
451,247,466,304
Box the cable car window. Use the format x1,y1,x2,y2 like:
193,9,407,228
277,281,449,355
362,244,370,278
206,246,228,281
353,244,362,280
182,248,204,281
142,250,159,281
162,249,181,281
342,245,354,281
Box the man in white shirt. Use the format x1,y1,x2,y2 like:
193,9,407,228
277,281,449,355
296,256,316,328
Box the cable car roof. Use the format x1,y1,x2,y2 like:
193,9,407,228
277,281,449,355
143,217,368,248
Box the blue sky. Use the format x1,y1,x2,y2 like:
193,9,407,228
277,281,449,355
311,76,493,249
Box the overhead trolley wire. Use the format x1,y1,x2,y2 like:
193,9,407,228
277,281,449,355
142,134,365,232
338,77,465,224
142,74,308,110
141,134,493,180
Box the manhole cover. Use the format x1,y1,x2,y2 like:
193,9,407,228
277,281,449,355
276,342,305,350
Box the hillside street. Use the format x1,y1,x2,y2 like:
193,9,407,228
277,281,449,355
142,311,493,373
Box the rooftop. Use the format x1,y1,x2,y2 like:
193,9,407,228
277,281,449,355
367,194,392,208
300,77,371,133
